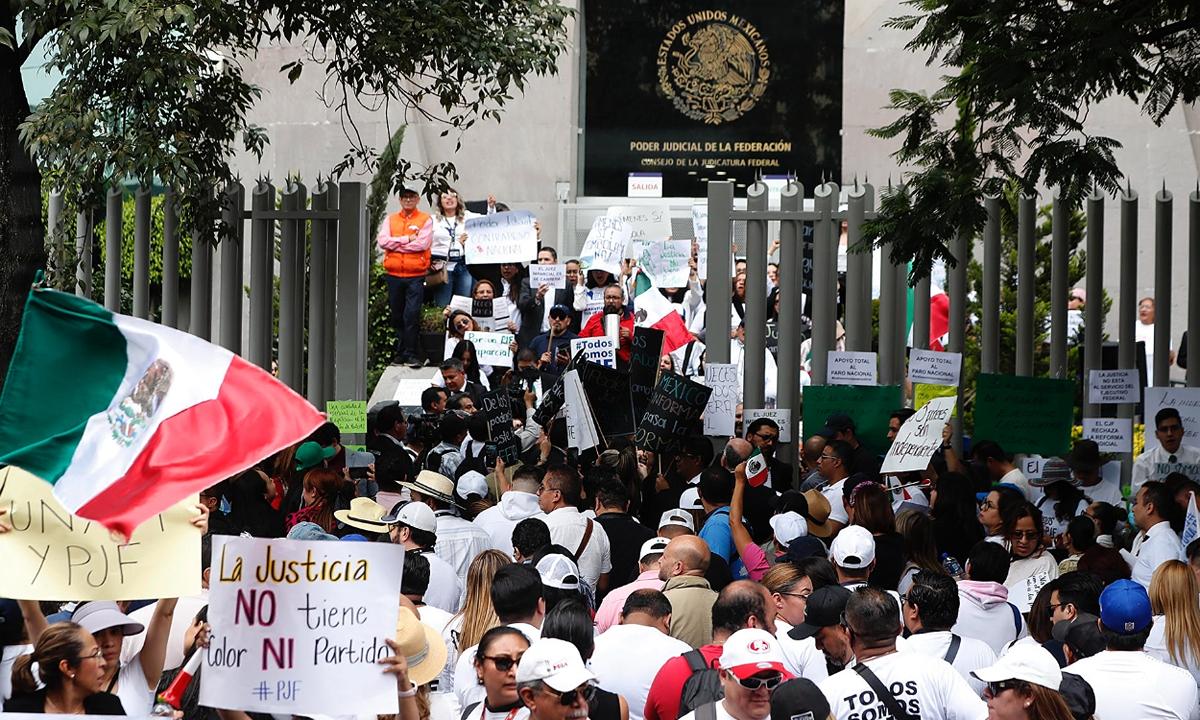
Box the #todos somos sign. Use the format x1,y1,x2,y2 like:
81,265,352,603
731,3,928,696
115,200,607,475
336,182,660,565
571,336,617,368
201,536,403,715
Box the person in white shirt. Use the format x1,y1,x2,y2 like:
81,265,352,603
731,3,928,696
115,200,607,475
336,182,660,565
1146,560,1200,691
816,441,852,532
403,470,492,584
473,465,545,556
537,466,613,592
404,552,456,635
1066,440,1124,506
901,571,997,696
1133,408,1200,497
679,628,795,720
970,643,1078,720
1122,481,1186,588
384,500,464,613
971,440,1042,503
462,627,532,720
818,587,986,720
953,542,1028,654
591,589,692,720
760,563,828,683
1065,579,1198,720
1002,504,1060,612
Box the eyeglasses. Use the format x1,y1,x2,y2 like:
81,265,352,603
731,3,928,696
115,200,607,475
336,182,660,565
978,500,996,510
817,454,837,463
1046,603,1063,617
537,485,560,496
484,655,522,672
729,671,785,690
753,432,779,443
778,591,811,601
541,683,596,706
76,647,103,662
985,680,1026,698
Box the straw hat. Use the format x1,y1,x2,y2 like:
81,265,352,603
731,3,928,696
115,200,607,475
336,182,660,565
801,489,834,538
395,607,448,686
402,470,459,506
334,497,389,533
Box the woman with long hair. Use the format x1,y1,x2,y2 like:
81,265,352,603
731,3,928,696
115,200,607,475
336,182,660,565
445,309,482,360
447,339,492,390
979,486,1027,542
848,482,904,590
285,468,341,533
468,627,532,720
1148,560,1200,689
972,644,1076,720
931,472,986,564
1003,504,1060,597
430,187,480,303
439,549,510,695
896,509,948,594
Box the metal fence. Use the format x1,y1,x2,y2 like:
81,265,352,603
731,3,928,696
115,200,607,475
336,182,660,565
45,180,370,407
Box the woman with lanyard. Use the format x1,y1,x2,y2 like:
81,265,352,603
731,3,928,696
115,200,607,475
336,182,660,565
465,626,532,720
431,188,481,304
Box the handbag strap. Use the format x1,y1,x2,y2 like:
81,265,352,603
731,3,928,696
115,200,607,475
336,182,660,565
943,634,962,664
852,662,914,720
574,518,594,559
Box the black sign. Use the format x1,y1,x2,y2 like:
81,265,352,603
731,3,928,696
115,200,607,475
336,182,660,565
629,326,665,422
578,361,637,439
582,1,844,197
531,350,588,427
634,371,713,453
480,388,521,464
765,321,779,356
472,298,492,319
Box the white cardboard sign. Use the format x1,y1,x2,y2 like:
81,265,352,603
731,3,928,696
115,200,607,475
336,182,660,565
580,216,632,275
745,409,792,443
827,351,878,386
563,369,600,451
908,349,962,386
607,205,672,244
702,363,739,436
1088,369,1141,405
529,263,567,290
1144,387,1200,452
880,397,958,473
639,240,692,289
465,331,515,368
463,210,539,264
1083,417,1133,453
571,336,617,368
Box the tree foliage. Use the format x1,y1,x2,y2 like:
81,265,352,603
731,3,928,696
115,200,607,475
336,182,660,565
862,0,1200,282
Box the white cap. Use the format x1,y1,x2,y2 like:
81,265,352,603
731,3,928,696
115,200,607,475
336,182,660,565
516,638,597,691
536,553,582,590
456,471,489,500
679,487,702,510
718,628,792,680
659,509,695,532
768,512,808,547
971,643,1062,691
639,536,670,562
382,501,437,533
830,525,876,569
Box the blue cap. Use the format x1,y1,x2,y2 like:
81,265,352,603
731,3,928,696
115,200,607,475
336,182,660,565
1099,579,1153,634
340,533,369,542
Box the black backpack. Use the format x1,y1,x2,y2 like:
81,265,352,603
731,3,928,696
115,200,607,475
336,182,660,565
676,650,723,719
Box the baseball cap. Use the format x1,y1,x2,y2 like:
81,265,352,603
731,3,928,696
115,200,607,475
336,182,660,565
287,521,338,542
817,413,855,439
341,533,369,542
1059,672,1097,720
769,679,830,720
1099,579,1153,634
679,487,703,510
536,553,582,591
1051,613,1106,659
830,525,876,569
718,628,793,681
71,601,145,637
787,585,851,640
456,471,489,500
516,638,597,692
382,501,437,533
639,536,670,562
768,512,808,548
972,643,1062,691
1030,458,1076,487
549,304,572,319
659,509,695,532
295,441,336,471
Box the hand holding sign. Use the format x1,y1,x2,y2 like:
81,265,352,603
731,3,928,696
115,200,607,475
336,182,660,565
880,396,958,474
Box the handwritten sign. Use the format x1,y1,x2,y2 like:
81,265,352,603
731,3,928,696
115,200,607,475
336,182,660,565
326,400,367,434
580,216,632,275
635,372,713,453
465,331,515,368
530,263,567,290
1088,369,1141,405
703,363,739,436
1013,571,1054,613
973,374,1074,456
802,385,902,457
745,409,792,443
0,467,199,601
1083,417,1133,453
827,351,878,386
571,336,617,368
464,210,538,264
1144,387,1200,452
1021,456,1047,480
913,383,958,415
481,388,521,463
630,326,664,423
449,295,473,315
607,205,672,244
908,349,962,386
880,397,958,473
639,240,692,288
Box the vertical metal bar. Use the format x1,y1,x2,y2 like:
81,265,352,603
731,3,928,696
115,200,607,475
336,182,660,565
1119,188,1138,489
845,183,868,351
878,235,897,385
1050,192,1069,378
981,196,1001,374
811,183,838,385
743,182,768,411
706,181,735,364
189,227,213,340
1016,195,1037,375
161,189,179,328
48,191,65,289
894,260,908,382
858,185,876,348
913,275,931,352
335,182,369,401
323,184,339,399
248,182,275,370
1083,192,1105,414
777,180,803,487
75,210,93,298
279,182,302,390
104,186,122,312
132,187,151,319
308,181,330,406
219,183,245,353
292,182,309,376
1153,187,1172,387
948,228,969,449
1189,188,1200,387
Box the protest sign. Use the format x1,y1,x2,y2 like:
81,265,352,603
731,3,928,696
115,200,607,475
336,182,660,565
464,210,538,264
582,297,605,327
449,295,473,315
202,536,402,715
703,363,739,436
802,385,902,457
1088,369,1141,405
0,466,200,601
529,263,567,290
880,397,958,473
908,349,962,386
480,388,521,463
765,322,779,356
571,336,617,368
578,361,637,438
1083,417,1133,453
563,369,601,451
745,409,792,443
630,326,664,422
913,383,958,415
1012,570,1055,613
465,331,515,368
635,372,713,453
1144,387,1200,451
692,205,708,278
639,240,692,288
973,374,1074,456
1020,456,1047,481
580,216,632,275
827,351,878,386
326,400,367,434
607,205,672,243
392,378,431,407
471,298,492,320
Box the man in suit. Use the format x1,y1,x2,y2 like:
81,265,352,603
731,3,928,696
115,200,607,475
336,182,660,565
517,246,583,347
440,358,484,407
745,417,794,491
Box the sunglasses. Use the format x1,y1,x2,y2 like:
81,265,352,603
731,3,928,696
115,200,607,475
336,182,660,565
985,680,1025,698
1011,531,1040,541
541,684,596,706
485,655,522,672
729,671,785,690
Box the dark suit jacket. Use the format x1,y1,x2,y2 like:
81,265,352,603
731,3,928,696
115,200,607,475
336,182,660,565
517,277,579,346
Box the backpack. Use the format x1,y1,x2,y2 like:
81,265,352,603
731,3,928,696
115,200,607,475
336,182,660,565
454,441,490,480
676,650,723,719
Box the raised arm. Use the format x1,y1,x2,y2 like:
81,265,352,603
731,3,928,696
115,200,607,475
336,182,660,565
730,463,756,559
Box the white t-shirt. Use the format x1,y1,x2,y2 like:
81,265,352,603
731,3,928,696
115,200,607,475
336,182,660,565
1066,649,1199,720
678,699,737,720
113,658,154,715
999,468,1042,504
1003,553,1059,613
591,623,692,720
902,631,996,696
1035,496,1089,540
822,480,849,525
1147,616,1200,692
540,507,613,588
120,594,209,672
774,619,829,684
422,549,465,615
438,614,465,695
819,650,987,720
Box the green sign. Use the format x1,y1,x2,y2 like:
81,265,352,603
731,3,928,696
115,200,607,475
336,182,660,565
973,374,1074,456
914,383,958,415
326,400,368,434
802,385,902,457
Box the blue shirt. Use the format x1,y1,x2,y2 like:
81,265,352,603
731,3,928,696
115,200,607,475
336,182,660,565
699,507,735,563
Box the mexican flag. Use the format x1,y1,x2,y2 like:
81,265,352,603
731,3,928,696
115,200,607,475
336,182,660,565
632,269,692,354
0,287,325,538
745,448,770,487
